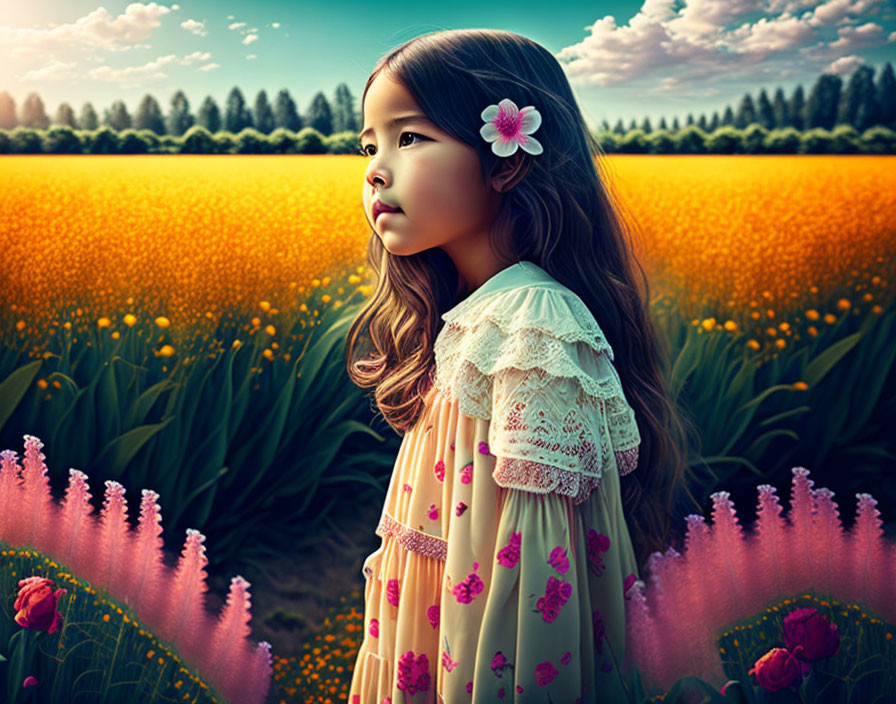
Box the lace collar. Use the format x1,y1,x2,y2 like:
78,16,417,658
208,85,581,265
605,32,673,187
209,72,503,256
442,260,555,323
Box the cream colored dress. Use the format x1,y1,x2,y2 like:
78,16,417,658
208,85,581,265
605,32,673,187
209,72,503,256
349,261,642,704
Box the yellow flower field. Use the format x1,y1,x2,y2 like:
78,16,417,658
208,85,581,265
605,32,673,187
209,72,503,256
1,154,893,355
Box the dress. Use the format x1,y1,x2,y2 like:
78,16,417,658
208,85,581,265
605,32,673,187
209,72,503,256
348,260,643,704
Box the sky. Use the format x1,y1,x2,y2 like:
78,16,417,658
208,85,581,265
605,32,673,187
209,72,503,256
1,1,894,131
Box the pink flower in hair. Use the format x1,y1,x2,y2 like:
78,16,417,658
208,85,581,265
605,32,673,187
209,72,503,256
480,98,543,157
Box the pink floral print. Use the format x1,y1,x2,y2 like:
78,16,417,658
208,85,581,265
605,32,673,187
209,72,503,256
428,503,439,520
490,651,514,677
403,482,412,492
369,617,379,638
455,501,468,516
386,578,400,607
534,660,559,686
459,462,473,484
434,459,445,482
452,562,485,604
535,576,573,622
397,650,430,694
478,441,492,455
548,545,570,574
426,604,439,629
441,649,459,672
561,651,572,665
497,531,521,568
586,529,611,576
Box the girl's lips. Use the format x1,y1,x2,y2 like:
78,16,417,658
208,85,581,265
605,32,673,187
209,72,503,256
376,210,404,223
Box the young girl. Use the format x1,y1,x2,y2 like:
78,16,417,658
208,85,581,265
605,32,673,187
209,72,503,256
344,28,701,704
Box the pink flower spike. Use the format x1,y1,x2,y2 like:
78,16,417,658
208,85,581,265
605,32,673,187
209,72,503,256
480,98,543,157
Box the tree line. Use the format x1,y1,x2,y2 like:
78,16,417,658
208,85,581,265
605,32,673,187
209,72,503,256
0,61,893,138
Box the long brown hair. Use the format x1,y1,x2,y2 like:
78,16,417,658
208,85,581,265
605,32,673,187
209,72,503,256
344,28,703,572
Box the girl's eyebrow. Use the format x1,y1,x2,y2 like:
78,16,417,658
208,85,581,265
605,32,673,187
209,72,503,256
360,114,433,140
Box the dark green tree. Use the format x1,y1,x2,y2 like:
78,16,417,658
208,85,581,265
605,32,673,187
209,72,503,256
79,103,99,131
196,96,222,133
103,100,132,131
134,94,166,134
166,90,194,136
756,88,775,129
224,87,253,133
252,90,276,134
788,85,806,130
305,91,333,135
332,82,359,132
273,89,302,131
734,94,757,128
876,62,896,129
772,87,788,128
805,73,841,129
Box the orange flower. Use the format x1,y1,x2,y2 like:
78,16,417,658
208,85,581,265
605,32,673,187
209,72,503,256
14,576,67,634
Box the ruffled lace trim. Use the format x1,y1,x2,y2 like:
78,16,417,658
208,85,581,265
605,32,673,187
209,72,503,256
373,512,447,565
433,283,641,496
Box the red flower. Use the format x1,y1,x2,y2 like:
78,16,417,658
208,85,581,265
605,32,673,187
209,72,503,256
14,576,66,634
782,608,841,661
749,647,809,691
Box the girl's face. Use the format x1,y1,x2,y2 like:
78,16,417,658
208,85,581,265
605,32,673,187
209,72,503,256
360,72,504,258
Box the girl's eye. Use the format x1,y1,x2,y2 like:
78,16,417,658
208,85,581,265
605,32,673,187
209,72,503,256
360,131,427,157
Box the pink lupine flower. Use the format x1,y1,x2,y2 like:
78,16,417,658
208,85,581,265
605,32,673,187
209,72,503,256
426,604,439,629
434,460,445,482
455,501,468,516
497,531,521,568
441,650,459,672
369,618,379,638
459,463,473,484
428,504,439,520
386,578,400,607
548,545,570,574
534,660,559,686
452,563,485,604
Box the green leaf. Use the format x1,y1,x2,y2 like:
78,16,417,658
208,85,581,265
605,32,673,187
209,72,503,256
0,359,42,432
93,418,175,479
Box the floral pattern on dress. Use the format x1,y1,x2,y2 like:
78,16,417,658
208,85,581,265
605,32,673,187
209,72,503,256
452,561,485,604
397,650,430,694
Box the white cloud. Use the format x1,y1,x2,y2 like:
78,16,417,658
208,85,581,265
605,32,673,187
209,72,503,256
246,54,257,60
19,59,80,82
242,34,258,45
181,19,206,37
272,22,280,29
198,63,220,72
228,22,246,30
554,0,893,93
825,54,868,75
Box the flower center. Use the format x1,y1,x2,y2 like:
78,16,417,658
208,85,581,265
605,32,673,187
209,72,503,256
494,111,520,138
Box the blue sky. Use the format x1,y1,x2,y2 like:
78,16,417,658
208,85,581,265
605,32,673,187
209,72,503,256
2,1,895,131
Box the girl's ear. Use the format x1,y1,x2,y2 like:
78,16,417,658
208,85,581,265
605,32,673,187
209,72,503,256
490,151,530,193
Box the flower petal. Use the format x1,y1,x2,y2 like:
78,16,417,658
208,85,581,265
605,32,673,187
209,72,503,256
519,107,541,135
481,105,500,122
492,137,519,157
480,122,500,141
497,98,519,122
519,134,543,155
